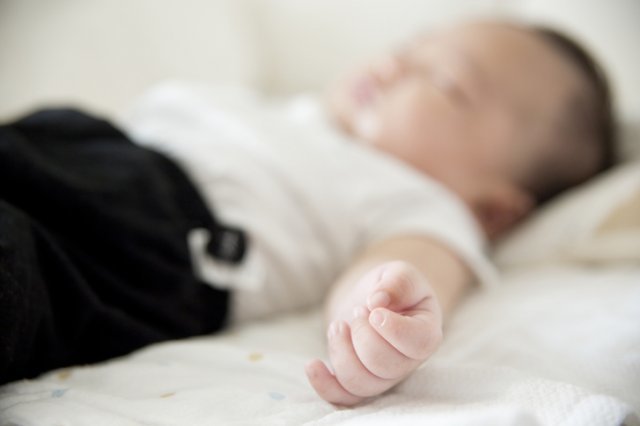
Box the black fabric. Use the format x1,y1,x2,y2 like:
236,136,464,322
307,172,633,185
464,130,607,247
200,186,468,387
0,109,238,384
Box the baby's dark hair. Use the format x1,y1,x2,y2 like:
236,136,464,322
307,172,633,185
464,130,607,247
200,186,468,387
527,25,616,203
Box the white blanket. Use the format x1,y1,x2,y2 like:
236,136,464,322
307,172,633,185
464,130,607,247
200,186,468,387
1,265,639,425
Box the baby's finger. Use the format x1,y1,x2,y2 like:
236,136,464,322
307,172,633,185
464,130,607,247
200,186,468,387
350,306,419,380
327,320,394,397
367,261,432,312
369,307,442,360
305,359,363,407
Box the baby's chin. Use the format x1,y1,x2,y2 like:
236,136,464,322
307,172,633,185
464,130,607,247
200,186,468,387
352,109,381,143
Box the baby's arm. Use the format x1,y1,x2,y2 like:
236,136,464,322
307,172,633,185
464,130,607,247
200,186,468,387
305,235,473,406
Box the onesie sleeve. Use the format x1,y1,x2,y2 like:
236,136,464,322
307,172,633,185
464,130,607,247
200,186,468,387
346,148,499,288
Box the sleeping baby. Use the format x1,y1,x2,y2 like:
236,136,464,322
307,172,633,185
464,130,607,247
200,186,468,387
0,19,614,406
121,20,614,406
306,20,614,405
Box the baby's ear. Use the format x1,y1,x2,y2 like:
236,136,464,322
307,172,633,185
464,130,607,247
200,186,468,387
472,184,534,242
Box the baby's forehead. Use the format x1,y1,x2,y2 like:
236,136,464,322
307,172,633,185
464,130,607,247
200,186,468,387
412,22,550,59
459,23,579,91
403,23,551,79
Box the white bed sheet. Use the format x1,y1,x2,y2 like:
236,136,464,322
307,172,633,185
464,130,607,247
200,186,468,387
1,265,638,425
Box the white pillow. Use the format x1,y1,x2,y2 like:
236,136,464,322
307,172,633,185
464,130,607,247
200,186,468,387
493,161,640,269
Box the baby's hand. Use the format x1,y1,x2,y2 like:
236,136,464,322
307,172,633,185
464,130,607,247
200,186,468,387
305,261,443,406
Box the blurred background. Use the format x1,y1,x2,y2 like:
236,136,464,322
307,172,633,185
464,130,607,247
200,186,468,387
1,0,639,158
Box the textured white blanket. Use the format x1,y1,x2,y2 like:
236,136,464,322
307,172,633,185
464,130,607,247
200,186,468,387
1,266,638,425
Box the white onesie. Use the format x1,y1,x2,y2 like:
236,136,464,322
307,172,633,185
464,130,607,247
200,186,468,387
119,82,497,324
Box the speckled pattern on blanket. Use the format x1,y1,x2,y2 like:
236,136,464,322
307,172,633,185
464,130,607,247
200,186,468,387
1,266,639,426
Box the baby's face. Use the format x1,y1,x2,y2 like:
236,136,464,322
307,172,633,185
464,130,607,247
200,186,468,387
327,22,583,208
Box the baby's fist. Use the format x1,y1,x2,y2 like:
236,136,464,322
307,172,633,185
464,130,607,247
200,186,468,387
306,261,443,406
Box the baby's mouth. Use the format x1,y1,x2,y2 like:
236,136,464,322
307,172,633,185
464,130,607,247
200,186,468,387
352,74,378,108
